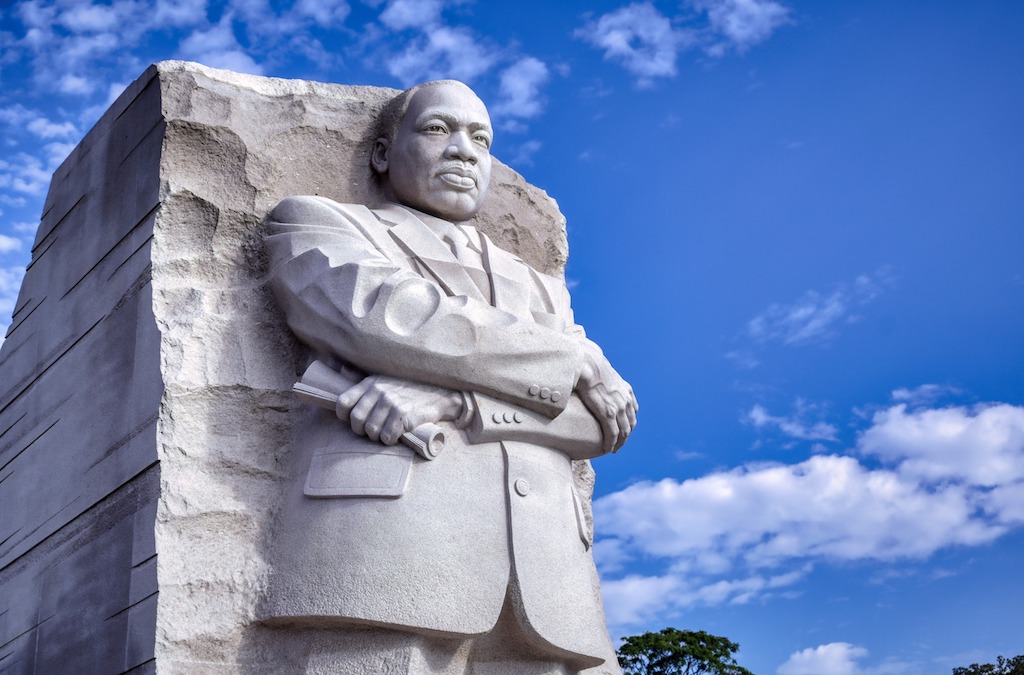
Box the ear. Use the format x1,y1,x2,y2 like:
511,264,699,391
371,138,390,174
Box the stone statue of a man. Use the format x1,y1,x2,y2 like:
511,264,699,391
263,80,637,674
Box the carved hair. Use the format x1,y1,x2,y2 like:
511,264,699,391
370,79,469,175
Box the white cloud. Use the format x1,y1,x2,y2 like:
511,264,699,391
383,24,496,85
858,403,1024,487
292,0,349,28
777,643,869,675
504,140,542,167
596,399,1024,630
57,73,94,95
577,0,790,82
693,0,791,56
0,195,27,208
0,154,51,195
601,574,681,626
154,0,209,27
379,0,444,30
178,13,265,75
891,383,959,406
0,265,26,348
576,2,690,86
491,57,549,122
597,455,1002,574
747,400,838,442
745,269,893,347
602,568,808,631
57,1,127,33
0,104,33,126
44,141,77,169
27,116,77,139
983,482,1024,525
0,234,23,253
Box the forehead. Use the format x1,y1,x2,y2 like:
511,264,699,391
405,84,491,128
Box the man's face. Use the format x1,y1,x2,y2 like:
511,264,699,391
376,83,493,222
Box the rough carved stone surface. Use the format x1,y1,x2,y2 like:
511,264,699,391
0,61,616,673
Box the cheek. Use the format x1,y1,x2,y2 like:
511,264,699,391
477,159,493,192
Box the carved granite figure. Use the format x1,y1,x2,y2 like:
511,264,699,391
263,80,637,674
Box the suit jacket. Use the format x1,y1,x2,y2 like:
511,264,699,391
262,197,614,667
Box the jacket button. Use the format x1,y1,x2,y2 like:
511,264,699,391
528,384,540,396
492,412,503,424
550,391,562,402
514,478,530,496
503,412,514,423
539,387,551,400
513,411,523,423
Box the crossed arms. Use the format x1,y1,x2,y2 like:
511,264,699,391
265,197,637,456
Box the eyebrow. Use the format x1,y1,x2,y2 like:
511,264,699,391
415,110,492,133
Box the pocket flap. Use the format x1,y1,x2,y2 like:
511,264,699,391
304,448,413,498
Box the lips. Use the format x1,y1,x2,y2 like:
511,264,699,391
437,164,477,189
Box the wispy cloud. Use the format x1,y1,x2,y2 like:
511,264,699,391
292,0,350,28
575,3,692,87
0,265,26,348
385,25,497,85
27,116,77,139
596,396,1024,634
504,140,543,167
0,234,23,254
693,0,792,56
368,0,553,139
891,383,960,407
379,0,443,30
746,400,838,442
744,268,895,348
0,154,51,196
576,0,792,86
373,0,499,85
491,57,550,125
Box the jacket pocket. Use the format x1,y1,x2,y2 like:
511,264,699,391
304,446,414,498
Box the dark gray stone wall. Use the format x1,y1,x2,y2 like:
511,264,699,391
0,67,164,675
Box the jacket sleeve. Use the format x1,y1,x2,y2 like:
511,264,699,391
265,196,583,418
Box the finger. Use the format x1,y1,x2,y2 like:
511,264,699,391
602,406,620,455
379,406,408,445
338,378,373,416
625,398,638,430
614,407,631,452
363,397,393,442
349,387,380,436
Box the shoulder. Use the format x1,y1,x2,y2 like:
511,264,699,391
269,196,378,226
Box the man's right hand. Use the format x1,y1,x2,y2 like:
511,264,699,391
575,350,638,454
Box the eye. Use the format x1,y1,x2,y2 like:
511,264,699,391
422,123,448,134
473,134,491,149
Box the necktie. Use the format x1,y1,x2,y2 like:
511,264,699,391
444,226,491,302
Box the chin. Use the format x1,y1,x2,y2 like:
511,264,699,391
427,195,484,222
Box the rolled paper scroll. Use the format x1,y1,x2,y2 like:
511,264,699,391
292,360,446,460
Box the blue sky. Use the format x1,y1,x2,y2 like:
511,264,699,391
2,1,1023,673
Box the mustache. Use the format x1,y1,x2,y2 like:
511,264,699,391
437,162,477,179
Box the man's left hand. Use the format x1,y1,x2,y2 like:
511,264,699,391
338,375,463,445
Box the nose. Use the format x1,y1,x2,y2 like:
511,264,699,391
444,131,477,164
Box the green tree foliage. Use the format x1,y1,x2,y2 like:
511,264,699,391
616,627,754,675
953,655,1024,675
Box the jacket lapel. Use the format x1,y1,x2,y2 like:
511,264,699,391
479,232,533,318
376,205,488,303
